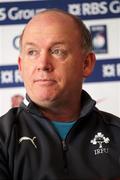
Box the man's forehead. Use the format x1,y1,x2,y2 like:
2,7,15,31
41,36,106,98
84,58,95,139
23,13,78,38
32,10,72,20
26,10,76,28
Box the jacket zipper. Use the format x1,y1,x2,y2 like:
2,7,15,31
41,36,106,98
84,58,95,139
61,140,69,175
62,140,68,151
61,120,82,175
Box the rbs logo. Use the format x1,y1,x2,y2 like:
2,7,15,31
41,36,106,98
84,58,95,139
0,8,6,21
0,7,45,21
68,1,120,16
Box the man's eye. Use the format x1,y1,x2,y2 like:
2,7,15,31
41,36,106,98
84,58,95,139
51,49,66,57
28,50,37,56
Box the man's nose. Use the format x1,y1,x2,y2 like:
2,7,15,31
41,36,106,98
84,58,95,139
36,51,54,72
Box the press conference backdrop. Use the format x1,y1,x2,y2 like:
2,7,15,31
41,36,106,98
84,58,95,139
0,0,120,116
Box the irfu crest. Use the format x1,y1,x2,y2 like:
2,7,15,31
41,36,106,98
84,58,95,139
90,132,110,148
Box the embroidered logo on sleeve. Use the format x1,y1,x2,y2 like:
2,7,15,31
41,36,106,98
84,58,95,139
19,136,37,149
90,132,110,155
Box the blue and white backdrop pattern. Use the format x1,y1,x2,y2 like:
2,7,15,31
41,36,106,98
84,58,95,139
0,0,120,116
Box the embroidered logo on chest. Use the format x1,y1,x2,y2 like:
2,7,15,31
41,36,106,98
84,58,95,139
90,132,110,155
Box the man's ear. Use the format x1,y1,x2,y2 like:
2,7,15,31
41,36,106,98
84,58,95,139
18,56,22,71
18,56,24,81
83,52,96,78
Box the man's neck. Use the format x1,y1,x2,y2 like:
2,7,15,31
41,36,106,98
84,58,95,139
40,104,81,122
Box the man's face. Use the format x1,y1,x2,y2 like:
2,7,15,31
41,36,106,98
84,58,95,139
19,12,94,107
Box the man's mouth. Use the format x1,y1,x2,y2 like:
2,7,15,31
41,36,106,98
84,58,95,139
33,79,56,86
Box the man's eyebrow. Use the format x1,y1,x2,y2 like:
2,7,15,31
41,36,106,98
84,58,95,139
51,41,66,46
24,42,37,47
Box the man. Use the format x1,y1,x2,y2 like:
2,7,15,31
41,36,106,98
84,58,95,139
0,9,120,180
11,94,24,108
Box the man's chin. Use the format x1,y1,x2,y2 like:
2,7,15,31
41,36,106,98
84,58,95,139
33,96,56,107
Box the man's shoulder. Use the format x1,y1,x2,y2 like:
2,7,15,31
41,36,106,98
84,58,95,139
97,109,120,128
0,107,19,122
0,108,19,139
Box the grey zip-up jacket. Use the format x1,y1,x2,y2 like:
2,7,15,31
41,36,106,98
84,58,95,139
0,90,120,180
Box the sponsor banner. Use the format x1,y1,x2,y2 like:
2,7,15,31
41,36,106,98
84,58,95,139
85,58,120,83
90,25,108,54
0,24,24,64
0,0,120,25
0,65,23,88
0,58,120,88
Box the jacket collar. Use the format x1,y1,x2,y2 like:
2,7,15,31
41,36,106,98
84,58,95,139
80,90,96,118
21,90,96,119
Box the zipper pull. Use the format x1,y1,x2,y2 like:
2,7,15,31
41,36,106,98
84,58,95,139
62,140,68,151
